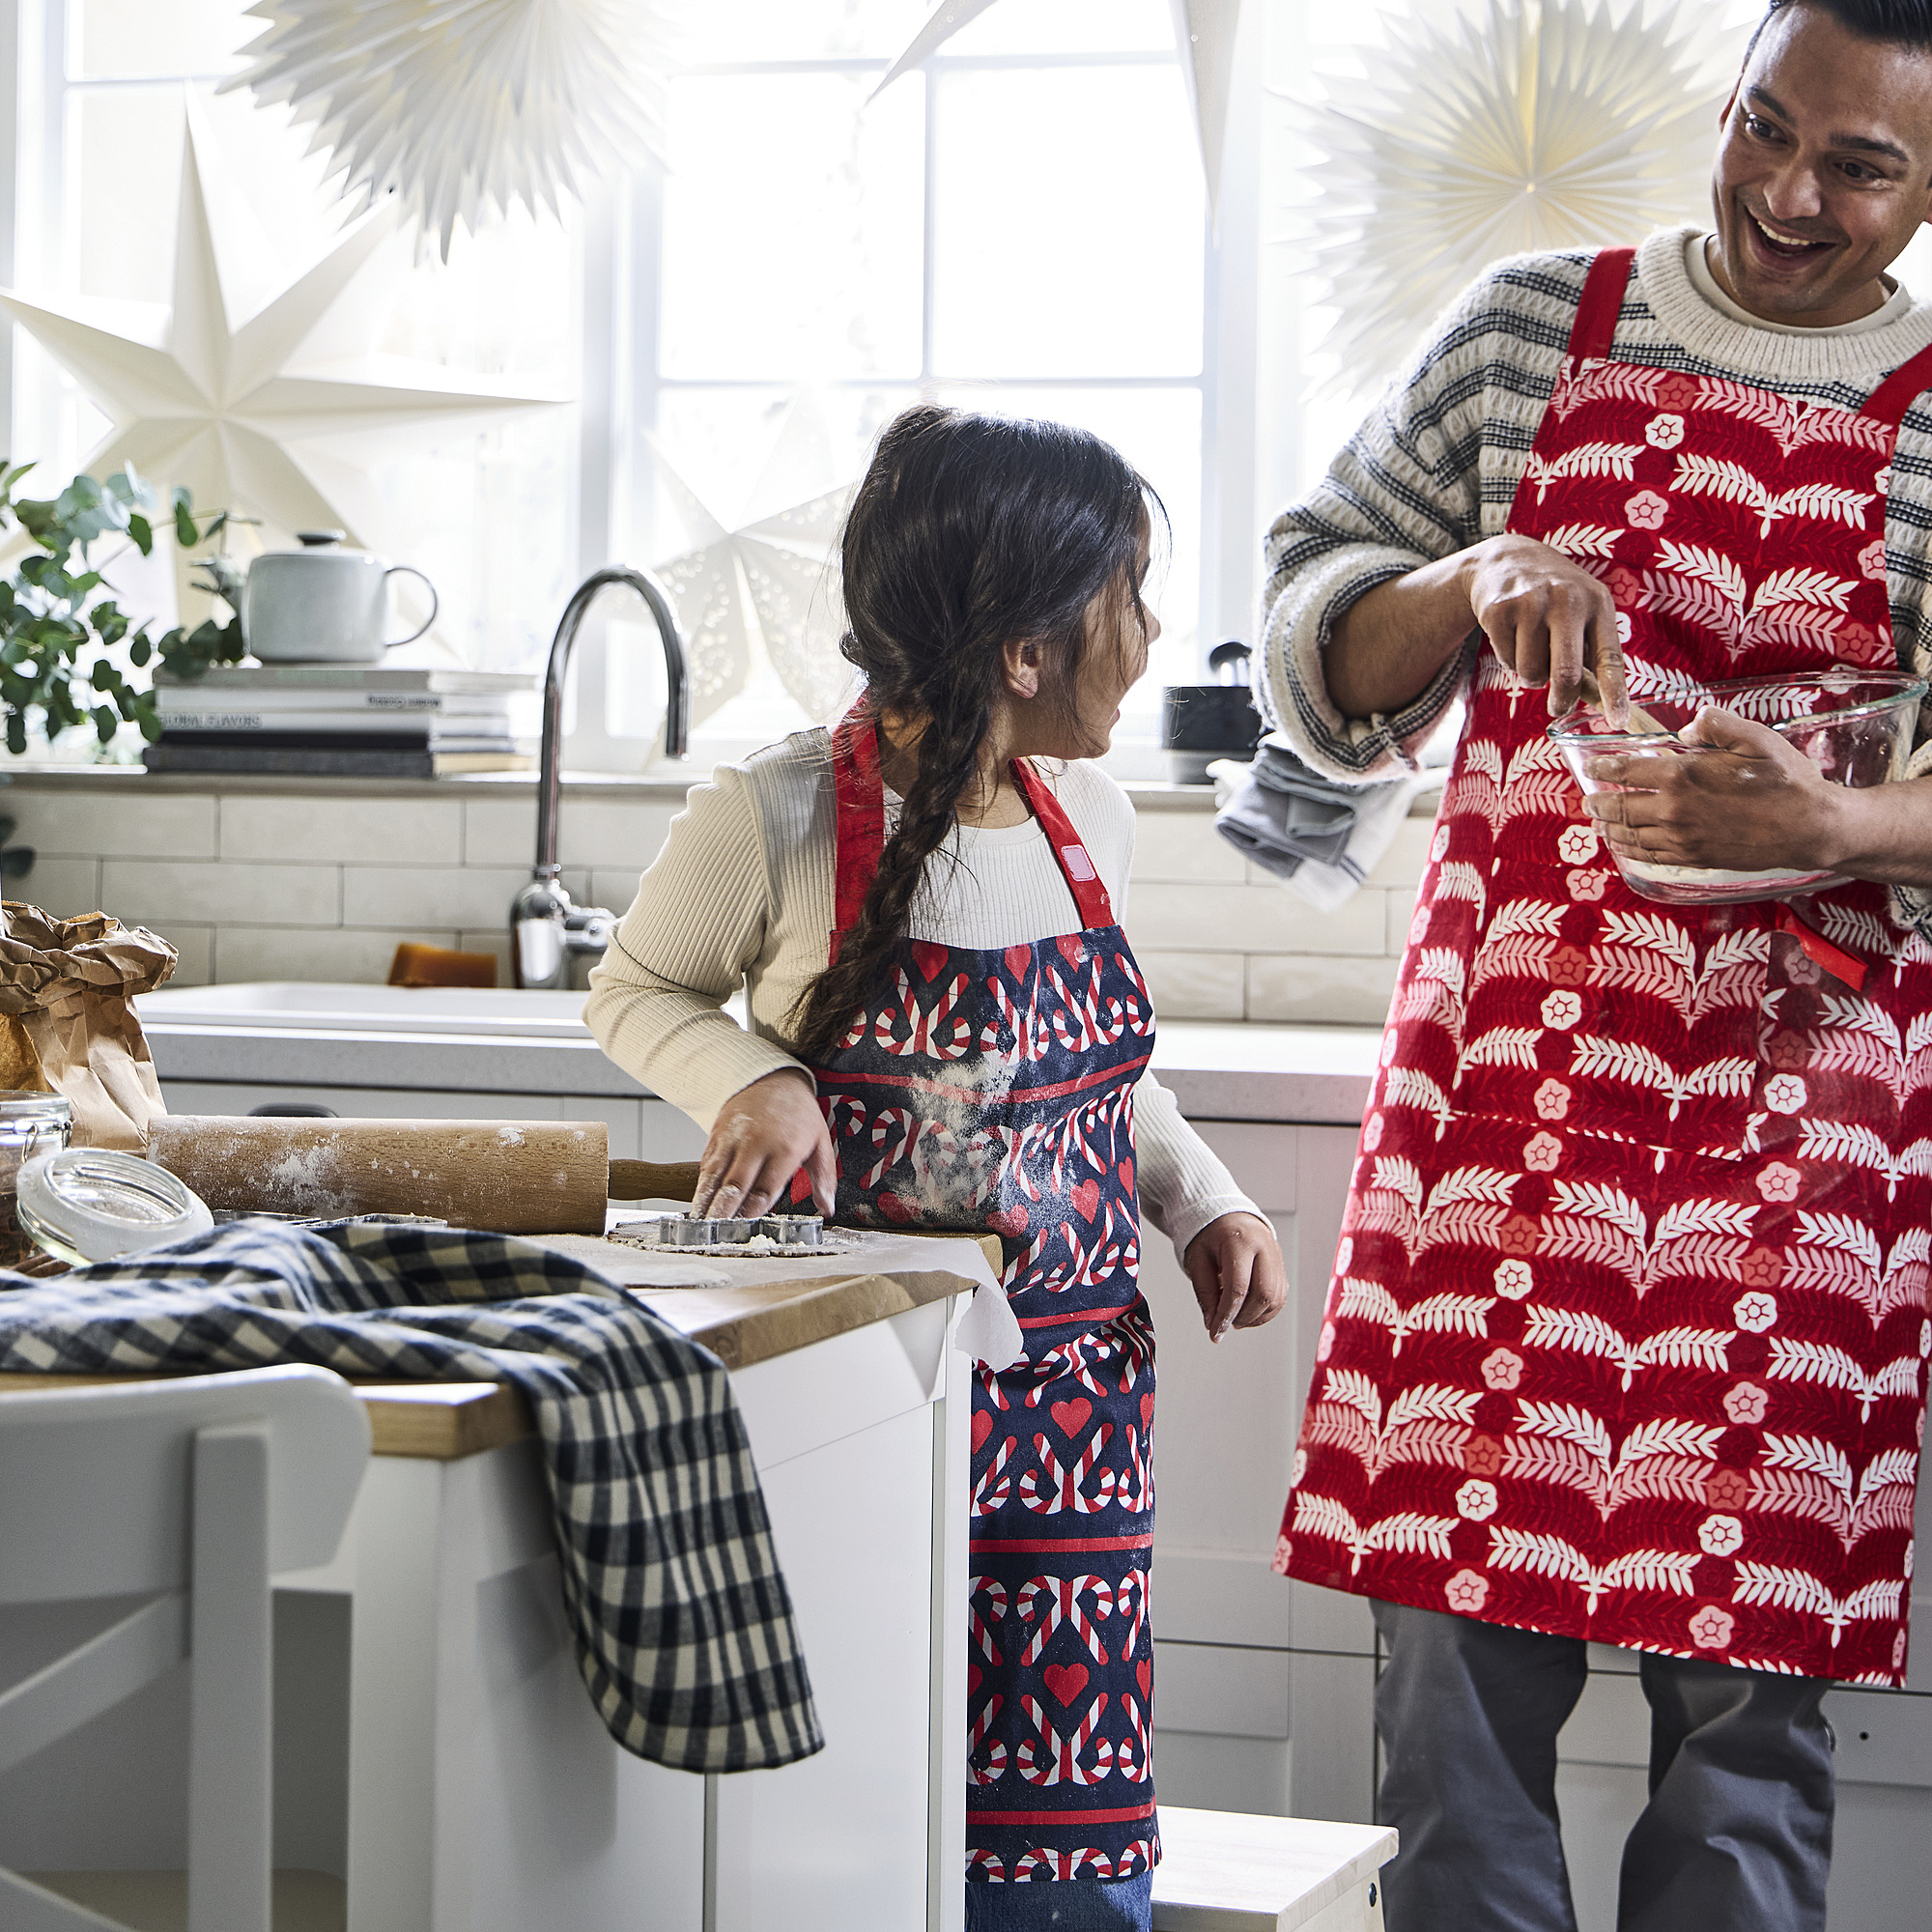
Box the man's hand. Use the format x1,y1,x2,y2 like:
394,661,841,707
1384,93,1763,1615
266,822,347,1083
1325,535,1629,725
693,1067,837,1218
1460,535,1630,723
1182,1213,1288,1343
1581,705,1847,874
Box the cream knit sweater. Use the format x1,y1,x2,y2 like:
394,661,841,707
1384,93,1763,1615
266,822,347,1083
584,727,1259,1262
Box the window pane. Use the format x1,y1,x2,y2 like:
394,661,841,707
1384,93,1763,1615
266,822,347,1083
73,0,249,77
931,66,1203,378
935,384,1203,718
70,89,185,300
944,0,1171,56
661,73,924,381
680,0,932,64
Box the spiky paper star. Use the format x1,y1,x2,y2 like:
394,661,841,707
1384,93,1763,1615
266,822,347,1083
0,98,561,596
1291,0,1743,395
648,402,855,728
221,0,681,260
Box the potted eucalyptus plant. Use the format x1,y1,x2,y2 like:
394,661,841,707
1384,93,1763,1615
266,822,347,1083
0,462,244,757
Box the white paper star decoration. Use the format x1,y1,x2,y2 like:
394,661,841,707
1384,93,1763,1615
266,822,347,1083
875,0,1244,214
0,98,562,593
222,0,682,260
648,402,855,728
1289,0,1744,395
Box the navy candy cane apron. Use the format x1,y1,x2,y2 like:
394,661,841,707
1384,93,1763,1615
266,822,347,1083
810,705,1160,1884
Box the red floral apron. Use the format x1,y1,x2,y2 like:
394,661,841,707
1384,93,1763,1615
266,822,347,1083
1277,248,1932,1685
811,706,1159,1880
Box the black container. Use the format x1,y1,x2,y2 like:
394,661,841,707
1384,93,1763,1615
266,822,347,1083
1161,640,1261,781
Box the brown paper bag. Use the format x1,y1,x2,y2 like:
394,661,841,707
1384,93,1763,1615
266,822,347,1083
0,905,177,1149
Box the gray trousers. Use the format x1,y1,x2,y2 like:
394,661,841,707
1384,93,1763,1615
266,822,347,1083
1372,1601,1834,1932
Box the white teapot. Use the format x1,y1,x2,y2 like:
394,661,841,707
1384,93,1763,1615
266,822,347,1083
241,531,439,664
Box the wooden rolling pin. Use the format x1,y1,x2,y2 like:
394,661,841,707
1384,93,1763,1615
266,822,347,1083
147,1118,704,1235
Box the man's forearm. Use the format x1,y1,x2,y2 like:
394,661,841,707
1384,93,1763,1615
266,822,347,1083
1324,552,1478,719
1831,775,1932,891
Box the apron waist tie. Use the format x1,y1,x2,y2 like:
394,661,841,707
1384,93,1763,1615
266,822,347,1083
1776,902,1868,994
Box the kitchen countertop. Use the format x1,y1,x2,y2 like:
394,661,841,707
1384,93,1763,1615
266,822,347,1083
0,1228,1002,1459
136,982,1382,1124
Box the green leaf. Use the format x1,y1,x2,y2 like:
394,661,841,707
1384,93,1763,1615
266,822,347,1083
93,704,117,743
6,713,25,757
128,635,153,668
128,512,153,556
173,497,197,550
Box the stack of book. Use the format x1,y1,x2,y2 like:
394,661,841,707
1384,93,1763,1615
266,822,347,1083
144,665,540,779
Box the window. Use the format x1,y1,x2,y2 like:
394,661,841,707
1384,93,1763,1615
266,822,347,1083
5,0,1264,770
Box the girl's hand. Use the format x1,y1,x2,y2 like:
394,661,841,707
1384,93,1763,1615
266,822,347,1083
693,1068,838,1218
1182,1212,1288,1343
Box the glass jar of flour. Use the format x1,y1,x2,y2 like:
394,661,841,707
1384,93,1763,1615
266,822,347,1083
0,1093,72,1270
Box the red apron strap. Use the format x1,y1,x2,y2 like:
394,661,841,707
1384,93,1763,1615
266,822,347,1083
831,711,1117,952
829,700,884,965
1566,247,1637,364
1860,337,1932,428
1776,902,1868,994
1011,759,1117,930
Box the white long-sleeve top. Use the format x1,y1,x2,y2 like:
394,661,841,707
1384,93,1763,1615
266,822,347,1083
584,726,1259,1261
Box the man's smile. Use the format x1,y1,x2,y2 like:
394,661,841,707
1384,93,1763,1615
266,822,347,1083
1743,205,1835,261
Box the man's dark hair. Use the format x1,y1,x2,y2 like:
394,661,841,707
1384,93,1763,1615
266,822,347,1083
1751,0,1932,57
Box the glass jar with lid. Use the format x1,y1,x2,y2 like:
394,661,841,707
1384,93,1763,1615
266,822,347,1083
0,1093,73,1271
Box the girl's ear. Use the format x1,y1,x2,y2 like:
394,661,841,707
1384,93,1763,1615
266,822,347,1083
1002,638,1042,700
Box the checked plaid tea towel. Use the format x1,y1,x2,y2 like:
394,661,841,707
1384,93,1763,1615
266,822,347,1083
0,1217,821,1773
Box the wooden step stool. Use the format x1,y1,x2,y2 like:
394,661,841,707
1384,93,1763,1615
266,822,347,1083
1151,1807,1399,1931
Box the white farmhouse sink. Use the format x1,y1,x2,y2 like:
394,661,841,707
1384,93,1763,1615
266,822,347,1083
136,981,595,1038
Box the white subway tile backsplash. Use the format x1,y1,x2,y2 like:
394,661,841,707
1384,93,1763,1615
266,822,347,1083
1127,882,1387,956
464,795,680,871
213,925,455,984
220,794,462,866
455,929,514,980
342,865,533,930
1363,817,1435,889
1245,953,1400,1027
1140,950,1245,1022
17,857,101,921
159,923,213,987
1128,811,1246,885
12,788,217,860
463,795,536,867
589,867,648,915
101,859,340,929
1386,888,1420,955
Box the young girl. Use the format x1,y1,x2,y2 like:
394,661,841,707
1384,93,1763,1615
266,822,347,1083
586,405,1286,1927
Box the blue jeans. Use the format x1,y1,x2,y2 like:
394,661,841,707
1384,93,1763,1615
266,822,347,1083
1372,1600,1834,1932
964,1872,1153,1930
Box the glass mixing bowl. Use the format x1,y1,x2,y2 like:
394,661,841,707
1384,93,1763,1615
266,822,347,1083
1547,669,1926,905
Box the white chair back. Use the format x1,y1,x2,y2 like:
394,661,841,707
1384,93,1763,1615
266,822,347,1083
0,1365,371,1932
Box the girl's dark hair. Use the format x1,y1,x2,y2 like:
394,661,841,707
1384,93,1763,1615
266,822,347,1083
790,404,1160,1064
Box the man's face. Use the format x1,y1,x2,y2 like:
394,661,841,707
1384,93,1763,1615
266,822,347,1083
1711,3,1932,327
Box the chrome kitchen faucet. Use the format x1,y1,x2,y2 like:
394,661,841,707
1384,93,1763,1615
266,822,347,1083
511,567,690,990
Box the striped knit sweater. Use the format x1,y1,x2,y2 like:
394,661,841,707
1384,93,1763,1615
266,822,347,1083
1259,225,1932,930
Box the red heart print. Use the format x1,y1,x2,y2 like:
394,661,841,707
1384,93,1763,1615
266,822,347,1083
986,1205,1030,1239
972,1409,994,1454
1056,934,1085,969
1004,945,1034,982
1071,1179,1100,1223
969,1662,982,1698
1118,1158,1134,1193
1050,1398,1093,1437
1136,1660,1151,1699
876,1192,918,1225
1140,1395,1154,1430
910,940,949,982
1042,1662,1089,1707
787,1168,814,1206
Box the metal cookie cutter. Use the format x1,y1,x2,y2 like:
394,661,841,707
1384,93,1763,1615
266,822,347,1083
657,1212,824,1249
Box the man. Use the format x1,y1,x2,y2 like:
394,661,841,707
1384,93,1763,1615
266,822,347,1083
1265,4,1932,1928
